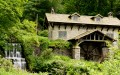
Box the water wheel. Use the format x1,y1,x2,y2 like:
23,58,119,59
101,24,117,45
80,42,102,61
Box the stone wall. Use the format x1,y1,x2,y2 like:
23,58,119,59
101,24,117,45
48,24,119,41
53,48,72,58
48,23,119,60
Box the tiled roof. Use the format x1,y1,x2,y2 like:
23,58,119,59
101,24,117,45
45,13,120,26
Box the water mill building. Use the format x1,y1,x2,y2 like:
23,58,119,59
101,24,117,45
45,12,120,62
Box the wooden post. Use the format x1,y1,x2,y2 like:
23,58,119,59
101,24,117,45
94,33,96,40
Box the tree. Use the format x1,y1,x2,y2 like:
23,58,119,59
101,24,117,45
23,0,52,29
0,0,24,45
23,0,65,29
64,0,120,16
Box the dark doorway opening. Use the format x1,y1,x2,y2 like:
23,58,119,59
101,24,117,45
79,41,106,61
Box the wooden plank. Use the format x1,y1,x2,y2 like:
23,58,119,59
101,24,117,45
107,27,110,31
102,35,105,40
90,34,91,40
78,25,80,30
58,25,60,30
112,27,116,31
64,25,67,30
84,40,105,42
71,25,73,30
94,33,96,40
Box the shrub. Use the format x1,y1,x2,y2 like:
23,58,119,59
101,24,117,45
38,30,48,37
38,36,50,51
0,67,48,75
49,39,70,49
33,49,53,72
0,56,13,71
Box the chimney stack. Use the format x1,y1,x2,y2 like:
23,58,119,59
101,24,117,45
51,7,55,14
108,12,113,17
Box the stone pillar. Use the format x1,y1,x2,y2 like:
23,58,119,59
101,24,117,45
98,47,109,62
102,47,109,57
72,45,80,59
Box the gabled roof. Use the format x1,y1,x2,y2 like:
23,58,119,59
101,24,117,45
91,14,103,20
69,30,115,42
45,13,120,26
96,14,103,18
68,12,80,18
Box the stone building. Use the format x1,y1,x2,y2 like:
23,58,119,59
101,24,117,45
45,12,120,62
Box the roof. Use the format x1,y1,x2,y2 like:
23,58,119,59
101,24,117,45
91,14,103,20
68,12,80,18
45,13,120,26
69,30,115,42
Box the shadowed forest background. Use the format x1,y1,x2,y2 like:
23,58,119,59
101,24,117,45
23,0,120,29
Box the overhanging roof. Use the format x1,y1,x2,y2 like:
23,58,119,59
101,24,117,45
69,30,115,42
45,13,120,26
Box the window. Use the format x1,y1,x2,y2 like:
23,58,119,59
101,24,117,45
106,33,114,38
96,17,101,22
94,14,103,22
58,31,67,39
68,12,80,21
72,15,78,21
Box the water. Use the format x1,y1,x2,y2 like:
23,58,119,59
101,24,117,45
5,43,26,69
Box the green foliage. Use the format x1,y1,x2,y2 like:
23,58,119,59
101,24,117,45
0,0,120,75
33,49,53,72
23,0,53,29
40,49,53,60
38,35,71,51
0,55,48,75
23,0,66,29
54,55,71,61
0,66,48,75
0,56,13,71
0,0,24,27
38,36,50,51
9,19,40,70
0,0,24,45
101,60,120,75
32,53,102,75
64,0,120,16
30,42,120,75
38,30,48,37
49,0,66,13
50,39,71,49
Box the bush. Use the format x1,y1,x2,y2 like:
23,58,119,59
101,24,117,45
0,56,13,71
33,49,53,72
49,39,70,49
0,55,48,75
38,36,50,51
32,54,104,75
0,67,48,75
38,30,48,37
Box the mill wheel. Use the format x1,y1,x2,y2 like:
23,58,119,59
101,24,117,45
80,42,102,61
